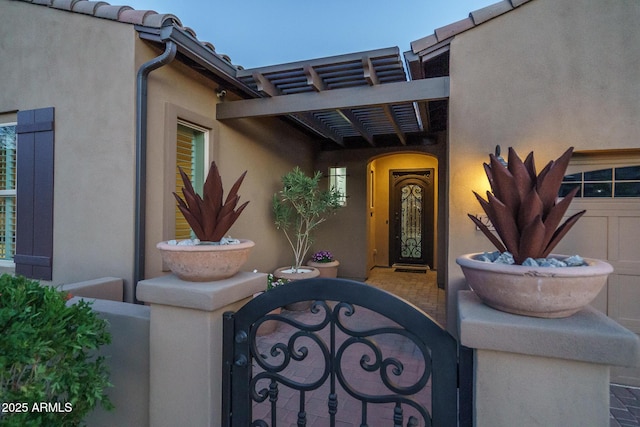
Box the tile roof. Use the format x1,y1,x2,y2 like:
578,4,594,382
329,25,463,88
12,0,239,68
13,0,536,148
410,0,534,55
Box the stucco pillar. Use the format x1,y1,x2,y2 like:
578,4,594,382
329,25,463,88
458,290,640,427
137,271,266,427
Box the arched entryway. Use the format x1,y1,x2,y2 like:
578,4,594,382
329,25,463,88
366,153,439,274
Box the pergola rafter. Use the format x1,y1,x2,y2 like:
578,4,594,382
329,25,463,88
218,47,449,148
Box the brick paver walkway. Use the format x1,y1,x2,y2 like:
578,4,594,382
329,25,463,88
251,267,638,426
611,384,640,427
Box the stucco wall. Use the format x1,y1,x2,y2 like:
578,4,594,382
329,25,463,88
139,42,318,285
2,1,318,301
1,2,137,291
447,0,640,331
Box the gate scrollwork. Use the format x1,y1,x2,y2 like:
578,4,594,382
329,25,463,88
222,278,469,427
248,300,433,426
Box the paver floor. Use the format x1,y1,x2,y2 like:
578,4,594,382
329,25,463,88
250,267,637,426
251,267,441,426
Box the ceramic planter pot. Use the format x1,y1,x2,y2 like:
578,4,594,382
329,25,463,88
273,266,319,311
307,260,339,278
456,253,613,318
156,239,254,282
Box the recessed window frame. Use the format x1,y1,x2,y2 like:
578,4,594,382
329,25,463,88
162,103,217,244
175,120,210,240
0,121,16,265
328,166,347,207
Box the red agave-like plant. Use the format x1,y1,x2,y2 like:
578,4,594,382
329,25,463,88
468,147,586,265
174,161,249,242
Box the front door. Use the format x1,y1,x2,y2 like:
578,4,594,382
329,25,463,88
390,169,434,268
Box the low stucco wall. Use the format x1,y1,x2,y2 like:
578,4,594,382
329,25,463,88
77,298,151,427
459,291,640,427
60,277,124,302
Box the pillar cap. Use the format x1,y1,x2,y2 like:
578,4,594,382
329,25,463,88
458,290,640,367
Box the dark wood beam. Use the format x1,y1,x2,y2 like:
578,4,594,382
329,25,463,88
252,72,279,96
362,56,406,145
362,56,379,85
337,109,375,146
250,71,343,145
293,113,345,146
383,105,407,145
216,77,449,120
304,65,326,92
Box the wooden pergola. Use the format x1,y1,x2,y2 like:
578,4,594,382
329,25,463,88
216,47,449,149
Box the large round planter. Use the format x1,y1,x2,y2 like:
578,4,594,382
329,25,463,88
156,239,254,282
456,253,613,318
273,266,319,311
307,260,340,278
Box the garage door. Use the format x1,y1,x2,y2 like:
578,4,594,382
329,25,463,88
556,158,640,386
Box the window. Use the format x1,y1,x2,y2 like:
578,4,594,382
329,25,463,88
0,123,16,262
175,121,208,239
560,165,640,198
328,167,347,206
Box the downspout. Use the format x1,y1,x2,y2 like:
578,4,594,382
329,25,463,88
134,41,177,300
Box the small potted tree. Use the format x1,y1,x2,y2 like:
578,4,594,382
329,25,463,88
457,146,613,318
272,167,342,282
156,161,253,281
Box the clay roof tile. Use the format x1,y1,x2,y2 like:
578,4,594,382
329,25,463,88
51,0,80,11
470,1,514,25
72,0,108,15
141,12,181,29
434,17,475,42
94,4,133,21
118,8,155,25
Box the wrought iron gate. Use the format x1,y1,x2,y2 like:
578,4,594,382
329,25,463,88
222,278,472,427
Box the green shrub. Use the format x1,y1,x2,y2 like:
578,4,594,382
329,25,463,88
0,274,112,426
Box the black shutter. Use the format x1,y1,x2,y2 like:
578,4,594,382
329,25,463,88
15,107,54,280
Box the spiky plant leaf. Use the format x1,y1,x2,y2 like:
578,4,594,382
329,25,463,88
540,185,580,249
470,146,583,264
489,154,520,216
508,147,534,201
468,214,507,253
486,191,521,257
536,147,574,215
517,215,545,264
225,171,248,205
517,187,544,232
542,210,586,257
174,161,249,241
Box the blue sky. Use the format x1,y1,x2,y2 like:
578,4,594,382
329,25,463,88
124,0,497,69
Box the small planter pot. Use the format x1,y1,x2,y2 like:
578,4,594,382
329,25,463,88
307,260,340,278
273,266,319,311
156,239,254,282
456,253,613,318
